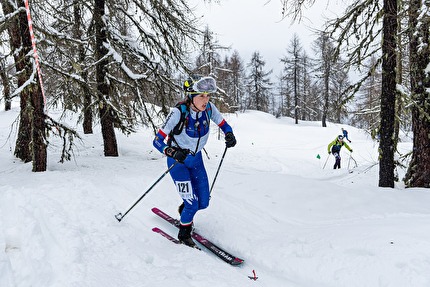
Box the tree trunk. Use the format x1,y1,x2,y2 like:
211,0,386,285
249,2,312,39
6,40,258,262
322,71,329,127
15,95,33,163
404,0,430,187
393,0,403,150
30,84,47,172
378,0,397,187
321,35,331,128
17,0,47,171
294,64,299,124
73,0,93,134
83,93,93,134
2,0,32,162
0,58,11,111
94,0,118,156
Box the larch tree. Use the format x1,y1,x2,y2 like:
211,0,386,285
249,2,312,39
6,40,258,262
194,26,231,113
299,50,313,121
223,50,246,111
281,33,303,124
2,0,33,163
73,0,93,134
194,26,227,76
94,0,118,156
311,31,336,127
1,0,47,171
378,0,397,187
278,68,295,118
329,58,352,124
245,51,272,113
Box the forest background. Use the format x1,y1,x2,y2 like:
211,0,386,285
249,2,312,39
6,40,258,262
0,0,429,188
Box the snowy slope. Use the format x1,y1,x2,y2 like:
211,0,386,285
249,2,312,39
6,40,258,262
1,107,430,287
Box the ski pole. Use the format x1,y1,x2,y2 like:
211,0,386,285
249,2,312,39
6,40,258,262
323,153,330,169
210,146,228,194
115,161,178,222
348,153,352,170
350,154,358,168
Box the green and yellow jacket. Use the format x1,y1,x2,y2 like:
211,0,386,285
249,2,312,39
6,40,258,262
327,138,352,153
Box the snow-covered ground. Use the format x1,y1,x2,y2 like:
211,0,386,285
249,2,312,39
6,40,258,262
1,106,430,287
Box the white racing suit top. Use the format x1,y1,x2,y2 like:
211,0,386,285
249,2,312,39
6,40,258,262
153,102,233,155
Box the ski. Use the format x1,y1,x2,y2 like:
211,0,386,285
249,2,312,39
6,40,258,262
152,227,201,250
152,227,180,244
151,207,244,266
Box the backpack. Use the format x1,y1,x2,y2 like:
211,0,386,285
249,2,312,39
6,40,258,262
170,102,212,136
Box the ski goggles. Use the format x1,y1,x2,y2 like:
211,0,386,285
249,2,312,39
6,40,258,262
189,77,217,94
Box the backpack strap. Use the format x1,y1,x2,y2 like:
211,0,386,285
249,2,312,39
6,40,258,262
167,102,189,147
171,102,189,136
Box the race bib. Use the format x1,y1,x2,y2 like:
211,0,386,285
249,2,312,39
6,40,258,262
175,180,193,200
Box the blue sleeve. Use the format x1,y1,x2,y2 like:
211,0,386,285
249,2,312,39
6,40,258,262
219,121,233,134
209,103,233,135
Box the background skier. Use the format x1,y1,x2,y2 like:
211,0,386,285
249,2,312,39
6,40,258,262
341,128,352,143
328,135,353,169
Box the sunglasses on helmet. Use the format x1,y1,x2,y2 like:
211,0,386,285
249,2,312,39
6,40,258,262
189,77,217,94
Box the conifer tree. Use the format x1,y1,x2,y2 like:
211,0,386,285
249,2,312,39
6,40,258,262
245,51,272,113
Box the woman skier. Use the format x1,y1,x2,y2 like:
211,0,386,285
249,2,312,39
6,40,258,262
153,75,236,247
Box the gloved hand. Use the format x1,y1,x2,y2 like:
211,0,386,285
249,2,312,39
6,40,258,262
164,146,188,163
328,151,331,154
350,149,353,152
225,132,237,148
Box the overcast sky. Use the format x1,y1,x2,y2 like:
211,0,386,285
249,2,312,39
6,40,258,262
190,0,345,79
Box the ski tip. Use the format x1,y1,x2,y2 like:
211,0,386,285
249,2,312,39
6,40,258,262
231,258,245,266
152,227,181,244
151,207,159,212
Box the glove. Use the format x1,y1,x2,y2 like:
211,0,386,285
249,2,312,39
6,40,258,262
225,132,237,148
350,149,353,152
328,151,331,154
164,146,188,163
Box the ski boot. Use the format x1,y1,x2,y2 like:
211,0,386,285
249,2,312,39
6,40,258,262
178,223,198,249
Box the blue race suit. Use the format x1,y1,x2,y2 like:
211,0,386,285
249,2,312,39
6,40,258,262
153,102,233,225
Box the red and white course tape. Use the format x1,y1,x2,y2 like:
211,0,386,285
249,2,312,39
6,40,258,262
24,0,46,108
